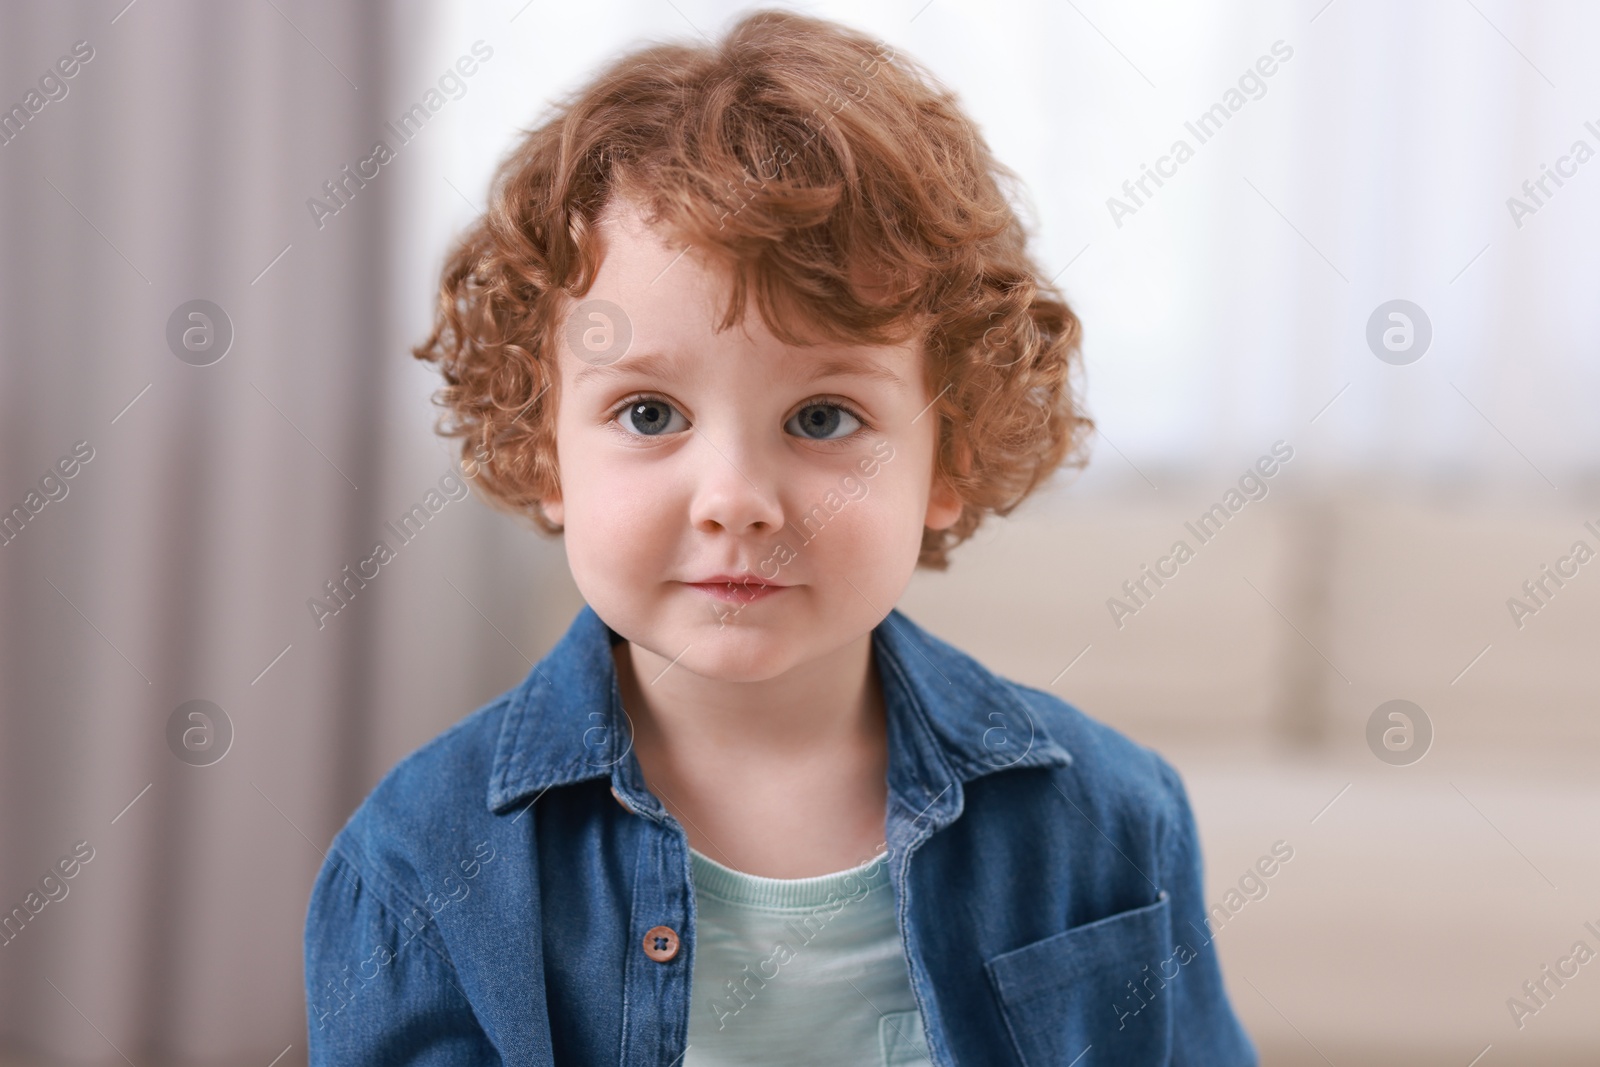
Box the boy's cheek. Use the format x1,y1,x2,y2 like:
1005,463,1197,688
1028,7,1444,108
561,489,677,580
812,493,917,559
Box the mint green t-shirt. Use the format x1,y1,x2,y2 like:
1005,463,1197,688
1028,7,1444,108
684,846,934,1066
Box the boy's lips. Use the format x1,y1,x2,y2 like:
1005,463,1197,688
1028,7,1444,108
680,575,791,603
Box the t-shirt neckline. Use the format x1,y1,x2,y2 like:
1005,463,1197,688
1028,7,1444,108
688,845,891,910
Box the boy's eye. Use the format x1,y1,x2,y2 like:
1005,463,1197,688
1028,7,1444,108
618,398,689,437
786,402,861,441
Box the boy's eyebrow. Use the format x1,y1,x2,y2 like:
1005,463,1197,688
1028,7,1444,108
571,351,681,388
798,355,905,387
571,350,905,387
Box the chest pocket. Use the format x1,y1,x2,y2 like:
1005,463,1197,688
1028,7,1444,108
983,893,1173,1066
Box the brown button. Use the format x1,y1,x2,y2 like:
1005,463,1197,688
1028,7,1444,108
643,925,680,962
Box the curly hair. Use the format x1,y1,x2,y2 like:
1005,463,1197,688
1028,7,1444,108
412,8,1093,570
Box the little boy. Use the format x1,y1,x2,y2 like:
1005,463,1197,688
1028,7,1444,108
305,10,1257,1065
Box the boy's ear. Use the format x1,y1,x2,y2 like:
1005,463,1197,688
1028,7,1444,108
925,426,968,532
540,496,564,525
925,472,962,532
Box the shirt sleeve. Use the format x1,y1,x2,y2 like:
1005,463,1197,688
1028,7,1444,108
304,847,501,1066
1153,756,1260,1066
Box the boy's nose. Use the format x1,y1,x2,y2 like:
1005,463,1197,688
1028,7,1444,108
686,433,784,536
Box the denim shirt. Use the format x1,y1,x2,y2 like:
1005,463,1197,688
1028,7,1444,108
304,605,1258,1065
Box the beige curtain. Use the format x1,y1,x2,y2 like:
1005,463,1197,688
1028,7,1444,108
0,3,570,1062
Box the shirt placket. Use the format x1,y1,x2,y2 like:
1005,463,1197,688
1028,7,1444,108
880,640,965,1067
611,779,696,1065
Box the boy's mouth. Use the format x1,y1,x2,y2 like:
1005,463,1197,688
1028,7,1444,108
681,575,790,604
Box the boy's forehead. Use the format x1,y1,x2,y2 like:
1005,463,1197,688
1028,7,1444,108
567,197,923,384
577,200,733,337
591,196,902,321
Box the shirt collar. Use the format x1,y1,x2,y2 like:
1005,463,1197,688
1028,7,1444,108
486,604,1073,827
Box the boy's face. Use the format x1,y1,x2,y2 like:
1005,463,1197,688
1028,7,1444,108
541,196,962,683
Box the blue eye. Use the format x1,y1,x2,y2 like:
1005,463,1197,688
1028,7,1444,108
618,398,688,436
786,402,862,441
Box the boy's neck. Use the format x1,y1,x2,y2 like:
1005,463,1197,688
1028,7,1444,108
613,630,886,762
613,630,893,875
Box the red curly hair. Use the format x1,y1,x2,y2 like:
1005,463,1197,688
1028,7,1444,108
413,8,1092,569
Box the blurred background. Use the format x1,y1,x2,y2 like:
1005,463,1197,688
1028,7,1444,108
2,0,1597,1063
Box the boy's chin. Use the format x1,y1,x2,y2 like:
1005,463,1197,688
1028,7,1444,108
655,619,813,684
